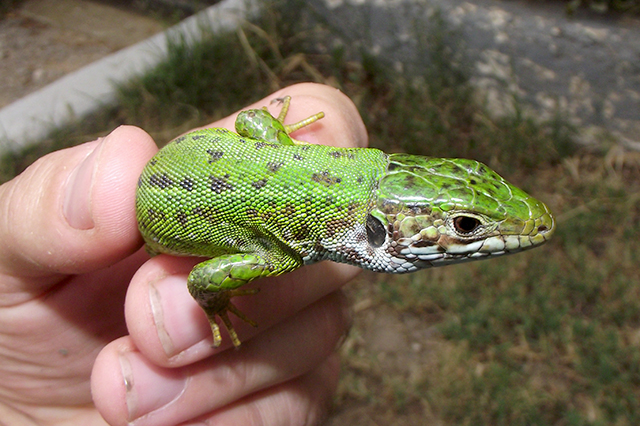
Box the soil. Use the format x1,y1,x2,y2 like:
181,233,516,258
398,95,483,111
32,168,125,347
0,0,164,109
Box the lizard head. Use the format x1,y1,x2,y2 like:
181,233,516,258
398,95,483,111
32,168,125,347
366,154,555,272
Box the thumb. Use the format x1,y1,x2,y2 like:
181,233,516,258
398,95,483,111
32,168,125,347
0,126,157,285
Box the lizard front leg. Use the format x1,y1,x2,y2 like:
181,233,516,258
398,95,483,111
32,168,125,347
235,95,324,146
187,253,299,347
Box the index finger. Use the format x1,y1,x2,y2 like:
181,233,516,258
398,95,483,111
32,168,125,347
209,82,369,149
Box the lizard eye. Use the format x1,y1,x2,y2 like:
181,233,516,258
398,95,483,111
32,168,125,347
453,216,482,235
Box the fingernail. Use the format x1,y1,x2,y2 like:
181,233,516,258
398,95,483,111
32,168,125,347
119,349,187,422
63,138,104,229
150,275,212,358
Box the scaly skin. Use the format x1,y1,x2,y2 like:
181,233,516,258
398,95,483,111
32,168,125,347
136,96,555,347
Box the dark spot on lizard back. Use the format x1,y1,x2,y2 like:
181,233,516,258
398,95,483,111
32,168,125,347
252,179,268,189
191,134,206,140
180,177,194,191
267,162,284,173
329,150,355,160
176,211,188,225
210,176,234,193
173,136,187,144
312,171,342,186
146,208,166,222
149,158,158,166
255,142,279,149
149,173,174,189
206,149,224,163
193,206,218,222
293,154,304,161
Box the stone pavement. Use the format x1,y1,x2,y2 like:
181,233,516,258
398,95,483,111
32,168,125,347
312,0,640,149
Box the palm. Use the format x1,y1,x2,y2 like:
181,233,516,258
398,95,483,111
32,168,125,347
0,251,143,410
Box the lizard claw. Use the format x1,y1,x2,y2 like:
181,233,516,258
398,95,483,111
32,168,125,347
204,288,260,348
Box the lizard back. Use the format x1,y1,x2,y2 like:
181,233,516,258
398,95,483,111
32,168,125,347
136,128,389,264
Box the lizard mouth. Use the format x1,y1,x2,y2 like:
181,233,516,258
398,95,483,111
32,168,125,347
382,202,556,272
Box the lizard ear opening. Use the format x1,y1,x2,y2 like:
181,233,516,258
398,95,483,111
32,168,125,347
366,214,386,248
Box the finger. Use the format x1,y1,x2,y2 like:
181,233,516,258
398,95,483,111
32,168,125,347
208,82,369,148
0,126,157,286
124,254,357,365
195,353,340,425
92,291,350,426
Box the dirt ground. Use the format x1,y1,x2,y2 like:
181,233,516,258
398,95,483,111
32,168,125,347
0,0,164,109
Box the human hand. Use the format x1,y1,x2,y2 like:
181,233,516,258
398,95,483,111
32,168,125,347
0,83,366,425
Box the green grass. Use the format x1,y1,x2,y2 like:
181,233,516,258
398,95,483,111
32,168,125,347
561,0,640,14
0,0,24,18
2,1,640,424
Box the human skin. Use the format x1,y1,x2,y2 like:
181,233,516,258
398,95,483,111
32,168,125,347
0,83,364,425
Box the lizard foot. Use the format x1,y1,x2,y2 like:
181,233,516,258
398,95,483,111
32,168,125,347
202,288,259,348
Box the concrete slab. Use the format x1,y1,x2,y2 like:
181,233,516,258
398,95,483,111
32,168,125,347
0,0,254,151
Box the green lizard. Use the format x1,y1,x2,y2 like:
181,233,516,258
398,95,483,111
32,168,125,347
136,96,555,347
